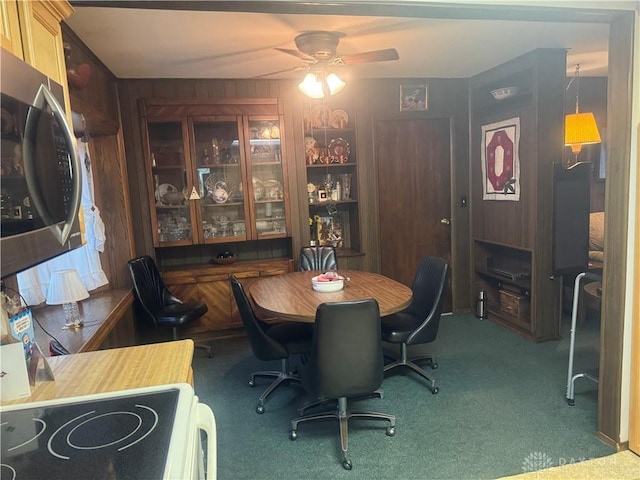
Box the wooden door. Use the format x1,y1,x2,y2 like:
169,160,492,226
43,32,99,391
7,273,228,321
375,118,452,310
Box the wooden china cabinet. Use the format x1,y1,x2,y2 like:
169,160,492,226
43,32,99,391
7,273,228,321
138,97,294,334
139,97,291,247
303,101,361,264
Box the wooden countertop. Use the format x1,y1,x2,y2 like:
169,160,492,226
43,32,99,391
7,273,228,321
31,288,134,354
1,340,195,406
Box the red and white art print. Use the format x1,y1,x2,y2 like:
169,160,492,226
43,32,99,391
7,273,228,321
481,117,520,201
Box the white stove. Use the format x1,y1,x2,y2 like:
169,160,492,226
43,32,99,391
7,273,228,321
0,383,216,479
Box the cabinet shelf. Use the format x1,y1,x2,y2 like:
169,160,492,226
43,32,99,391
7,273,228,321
152,165,184,170
252,161,282,167
156,204,188,210
306,163,354,169
475,267,531,290
197,163,241,169
305,128,354,135
309,199,357,206
202,201,244,207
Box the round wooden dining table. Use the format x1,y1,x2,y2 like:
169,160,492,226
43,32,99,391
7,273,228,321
248,270,412,323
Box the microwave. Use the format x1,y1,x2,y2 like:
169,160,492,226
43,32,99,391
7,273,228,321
1,50,83,279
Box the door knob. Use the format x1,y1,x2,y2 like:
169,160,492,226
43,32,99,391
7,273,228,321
440,218,451,225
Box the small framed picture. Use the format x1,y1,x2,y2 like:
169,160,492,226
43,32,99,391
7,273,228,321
400,84,428,111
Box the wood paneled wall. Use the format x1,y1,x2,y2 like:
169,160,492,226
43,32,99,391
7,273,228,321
117,76,472,311
61,23,134,289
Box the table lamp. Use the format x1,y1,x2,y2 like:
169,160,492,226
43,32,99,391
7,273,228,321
46,269,89,329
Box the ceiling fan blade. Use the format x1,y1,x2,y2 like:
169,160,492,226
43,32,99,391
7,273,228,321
335,48,399,65
275,48,316,62
252,66,306,79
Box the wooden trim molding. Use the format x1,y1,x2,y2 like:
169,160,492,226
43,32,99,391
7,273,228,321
629,122,640,455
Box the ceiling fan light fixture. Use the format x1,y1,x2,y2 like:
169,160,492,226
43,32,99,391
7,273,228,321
298,72,325,98
298,71,346,99
326,73,345,95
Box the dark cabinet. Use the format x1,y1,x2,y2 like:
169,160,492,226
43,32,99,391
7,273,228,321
469,49,567,342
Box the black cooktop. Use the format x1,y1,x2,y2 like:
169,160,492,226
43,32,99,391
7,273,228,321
1,389,179,480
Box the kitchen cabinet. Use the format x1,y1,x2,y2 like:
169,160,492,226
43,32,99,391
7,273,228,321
303,102,360,258
162,258,294,334
139,98,291,248
1,0,73,115
16,1,72,91
0,0,22,58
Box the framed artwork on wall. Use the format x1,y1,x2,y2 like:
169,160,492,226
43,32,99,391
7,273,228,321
400,84,428,111
480,117,521,201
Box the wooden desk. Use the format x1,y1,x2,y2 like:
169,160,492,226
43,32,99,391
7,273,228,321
31,288,135,354
1,340,194,406
249,270,412,322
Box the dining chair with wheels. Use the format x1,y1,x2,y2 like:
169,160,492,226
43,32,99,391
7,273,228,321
298,245,338,271
230,275,313,414
289,299,395,470
127,255,214,358
381,255,449,394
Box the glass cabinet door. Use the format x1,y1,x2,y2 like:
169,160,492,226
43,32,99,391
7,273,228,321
148,121,193,246
192,117,247,243
246,117,288,239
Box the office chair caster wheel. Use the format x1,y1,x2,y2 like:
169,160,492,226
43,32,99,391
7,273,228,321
386,426,395,436
432,362,438,369
342,459,352,470
248,380,255,387
431,387,439,394
567,399,575,406
256,405,265,414
289,430,298,440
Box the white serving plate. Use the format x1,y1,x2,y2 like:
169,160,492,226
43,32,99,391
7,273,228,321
311,274,344,292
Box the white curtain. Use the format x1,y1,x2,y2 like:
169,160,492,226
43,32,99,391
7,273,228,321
18,140,108,306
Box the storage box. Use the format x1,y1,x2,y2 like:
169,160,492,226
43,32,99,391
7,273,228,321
499,289,529,318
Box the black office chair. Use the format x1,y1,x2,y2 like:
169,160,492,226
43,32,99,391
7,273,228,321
298,245,338,271
289,299,395,470
381,255,449,394
230,275,313,414
127,255,213,358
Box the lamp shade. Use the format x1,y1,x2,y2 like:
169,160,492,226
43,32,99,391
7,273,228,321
46,269,89,305
325,73,345,96
565,112,601,154
298,72,346,98
298,73,324,99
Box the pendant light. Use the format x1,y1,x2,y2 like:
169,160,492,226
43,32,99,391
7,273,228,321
565,64,601,159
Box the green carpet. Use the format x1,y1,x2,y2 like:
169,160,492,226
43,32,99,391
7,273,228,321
191,312,613,479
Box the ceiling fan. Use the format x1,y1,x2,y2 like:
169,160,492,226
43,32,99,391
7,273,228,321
257,31,399,97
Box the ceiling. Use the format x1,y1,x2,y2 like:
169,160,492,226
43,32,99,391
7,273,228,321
64,2,626,81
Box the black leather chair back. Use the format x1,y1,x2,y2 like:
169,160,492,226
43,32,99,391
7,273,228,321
230,275,288,361
128,255,181,327
305,299,383,400
404,256,449,345
299,246,338,271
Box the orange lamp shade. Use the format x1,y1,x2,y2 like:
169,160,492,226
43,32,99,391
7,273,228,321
565,112,601,154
